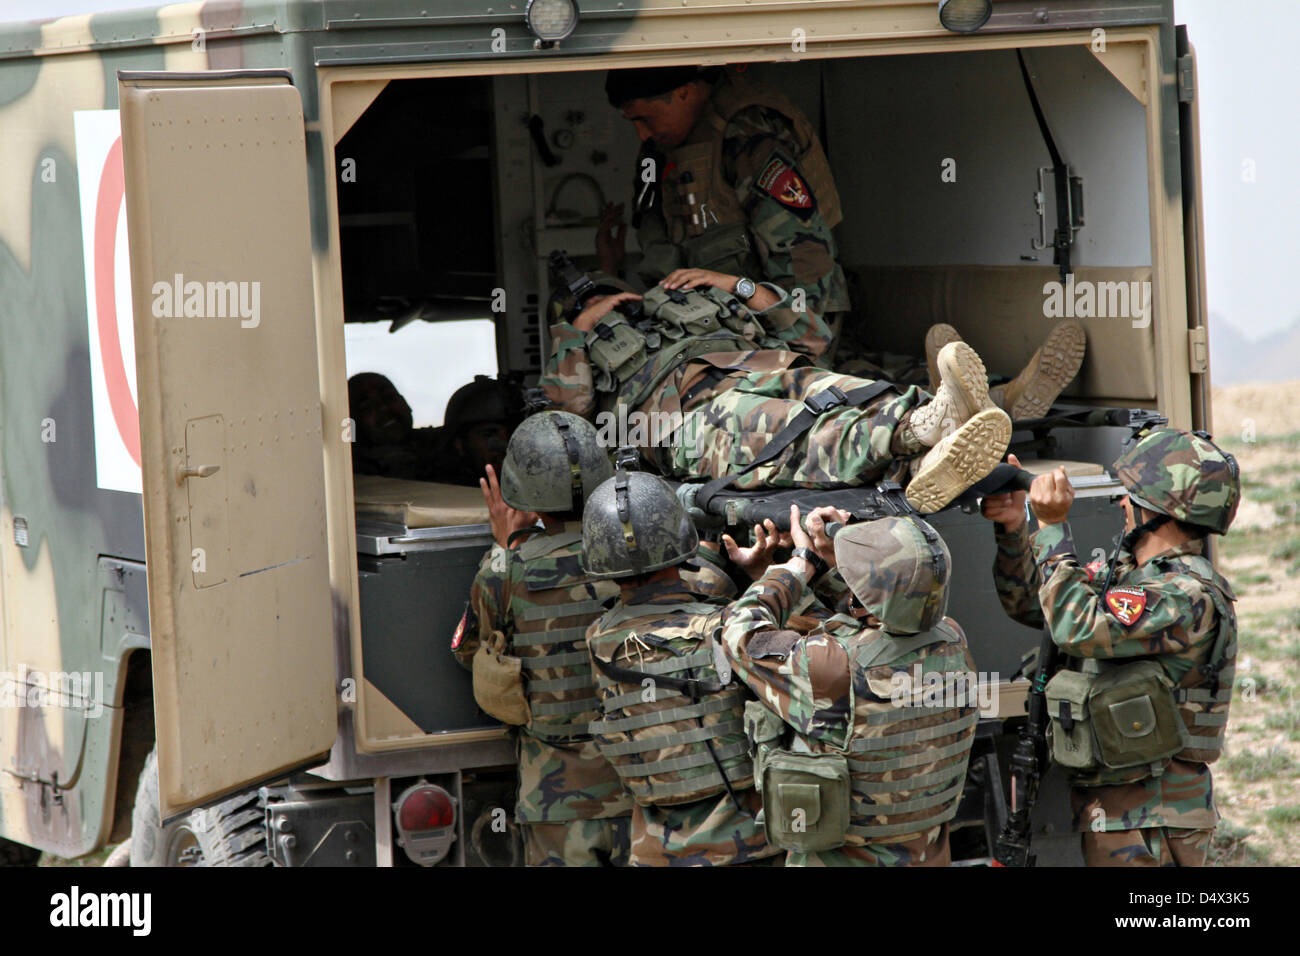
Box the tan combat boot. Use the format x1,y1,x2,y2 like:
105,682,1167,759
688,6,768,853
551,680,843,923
989,320,1087,421
924,323,964,392
904,408,1013,514
905,341,996,448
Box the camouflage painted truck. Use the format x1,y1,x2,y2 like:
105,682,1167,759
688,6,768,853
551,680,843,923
0,0,1216,866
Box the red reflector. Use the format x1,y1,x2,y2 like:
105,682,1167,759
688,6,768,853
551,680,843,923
398,786,455,832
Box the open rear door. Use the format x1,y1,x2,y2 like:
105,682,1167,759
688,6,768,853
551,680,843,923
119,70,337,818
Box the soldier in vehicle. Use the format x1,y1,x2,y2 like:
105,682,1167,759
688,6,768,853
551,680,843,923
541,278,1011,515
981,430,1241,866
596,65,1088,425
452,410,631,866
427,374,524,487
597,65,849,347
347,372,440,480
580,470,784,866
719,505,978,866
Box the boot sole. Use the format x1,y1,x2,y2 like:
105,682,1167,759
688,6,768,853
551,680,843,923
905,409,1012,514
936,341,993,421
925,323,962,392
1009,322,1087,420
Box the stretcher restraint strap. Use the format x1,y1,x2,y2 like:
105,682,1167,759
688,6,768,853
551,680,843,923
695,380,895,510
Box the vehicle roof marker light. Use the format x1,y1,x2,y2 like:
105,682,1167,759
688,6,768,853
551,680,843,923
939,0,993,33
527,0,579,46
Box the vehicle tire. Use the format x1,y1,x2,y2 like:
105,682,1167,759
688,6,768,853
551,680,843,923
0,837,41,866
190,788,273,867
129,749,205,867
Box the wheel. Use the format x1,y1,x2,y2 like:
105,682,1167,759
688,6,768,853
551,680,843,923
190,788,272,867
128,749,205,867
0,837,41,867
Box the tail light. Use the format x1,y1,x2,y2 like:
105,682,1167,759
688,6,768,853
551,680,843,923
393,782,457,866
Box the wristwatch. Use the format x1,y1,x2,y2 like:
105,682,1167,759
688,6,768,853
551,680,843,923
789,547,828,584
733,276,756,302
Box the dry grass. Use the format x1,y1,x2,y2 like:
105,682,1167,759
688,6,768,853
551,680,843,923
1209,381,1300,866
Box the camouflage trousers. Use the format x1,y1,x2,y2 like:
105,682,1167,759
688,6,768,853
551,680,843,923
661,366,924,489
786,823,952,867
1081,827,1213,867
629,786,783,867
522,817,632,867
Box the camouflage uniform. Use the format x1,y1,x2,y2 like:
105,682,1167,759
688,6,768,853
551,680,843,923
720,556,977,866
541,311,924,490
992,519,1233,866
584,578,780,867
456,527,737,866
630,69,850,334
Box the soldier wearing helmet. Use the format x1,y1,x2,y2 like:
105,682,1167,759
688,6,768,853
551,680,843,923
580,470,783,866
452,410,630,866
428,374,524,487
453,414,737,866
718,507,979,866
981,429,1241,867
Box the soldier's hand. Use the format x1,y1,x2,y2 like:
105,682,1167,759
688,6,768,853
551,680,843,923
596,202,627,276
721,519,783,580
480,464,539,548
572,291,643,332
804,506,847,568
981,452,1029,531
1028,465,1074,526
661,268,735,293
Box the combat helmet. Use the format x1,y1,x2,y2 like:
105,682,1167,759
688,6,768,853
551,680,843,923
499,410,613,514
582,471,698,579
547,271,639,326
833,516,951,635
444,375,520,434
1112,427,1241,535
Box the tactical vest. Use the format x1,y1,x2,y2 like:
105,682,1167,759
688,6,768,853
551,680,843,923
1164,553,1237,764
1045,552,1236,785
751,617,977,848
588,601,754,806
659,73,843,277
509,530,617,743
584,284,778,413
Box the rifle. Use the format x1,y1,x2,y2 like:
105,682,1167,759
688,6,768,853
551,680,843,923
993,626,1060,867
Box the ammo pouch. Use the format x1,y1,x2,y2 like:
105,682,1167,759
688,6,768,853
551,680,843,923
641,283,775,348
472,630,531,726
585,315,648,393
1045,661,1189,773
745,701,850,853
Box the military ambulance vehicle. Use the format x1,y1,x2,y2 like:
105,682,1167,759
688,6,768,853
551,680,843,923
0,0,1215,866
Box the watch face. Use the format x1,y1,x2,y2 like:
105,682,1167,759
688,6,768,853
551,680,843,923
735,278,756,300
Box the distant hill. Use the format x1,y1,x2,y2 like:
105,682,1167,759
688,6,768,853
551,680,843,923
1209,313,1300,386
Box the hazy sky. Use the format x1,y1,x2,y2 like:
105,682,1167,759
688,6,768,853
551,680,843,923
6,0,1294,340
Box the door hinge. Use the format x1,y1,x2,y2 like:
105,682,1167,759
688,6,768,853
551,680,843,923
1177,54,1196,104
1188,327,1209,374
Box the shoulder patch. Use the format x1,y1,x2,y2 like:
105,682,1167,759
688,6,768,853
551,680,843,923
1105,586,1148,626
746,628,803,661
754,152,816,219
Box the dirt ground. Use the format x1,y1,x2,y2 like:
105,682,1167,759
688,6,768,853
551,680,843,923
1207,381,1300,865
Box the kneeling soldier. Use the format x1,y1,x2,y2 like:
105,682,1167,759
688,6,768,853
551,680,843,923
581,471,782,866
720,506,979,866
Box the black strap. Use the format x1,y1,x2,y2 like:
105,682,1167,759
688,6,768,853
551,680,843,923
680,366,730,408
1016,49,1073,281
554,416,585,513
695,380,895,511
590,652,726,701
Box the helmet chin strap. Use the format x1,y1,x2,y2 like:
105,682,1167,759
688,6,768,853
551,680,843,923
1100,505,1170,594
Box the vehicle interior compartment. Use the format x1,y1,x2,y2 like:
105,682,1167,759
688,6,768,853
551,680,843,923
339,43,1159,707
